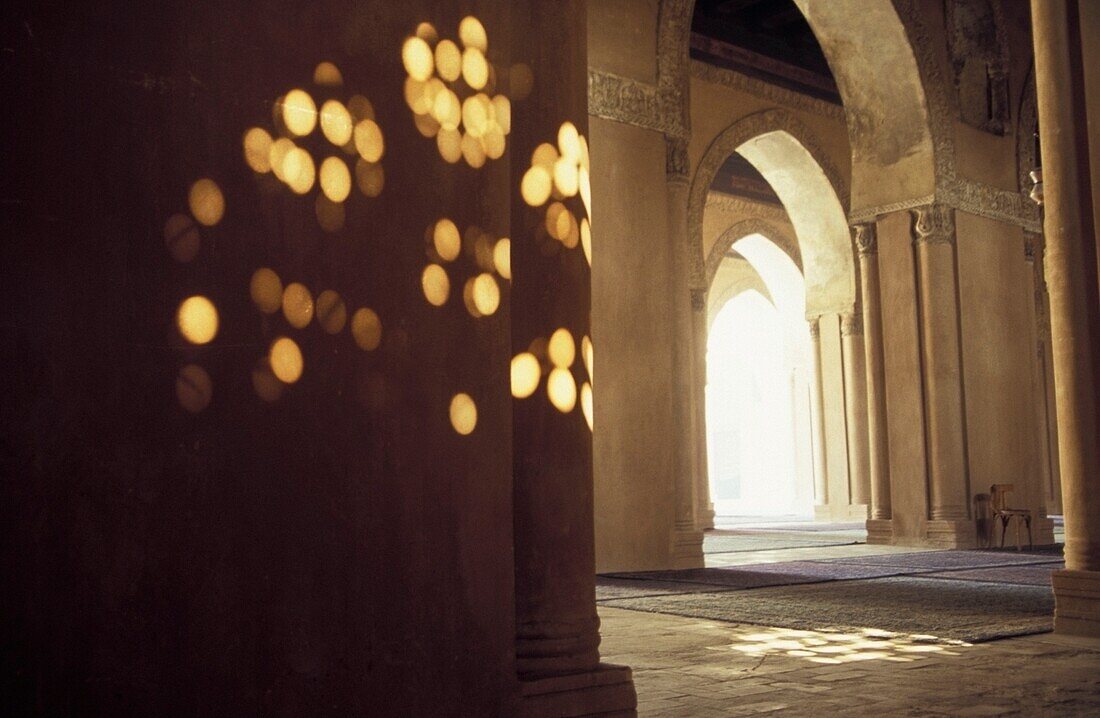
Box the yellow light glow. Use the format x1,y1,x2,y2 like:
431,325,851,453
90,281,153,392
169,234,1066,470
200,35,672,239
282,89,318,136
402,36,434,82
422,264,450,306
315,290,347,334
243,127,274,173
581,382,593,430
579,167,592,218
176,364,212,413
492,95,511,134
493,238,511,279
458,16,488,51
250,268,283,314
282,282,314,329
353,119,384,163
188,179,225,227
269,337,304,384
252,358,284,402
472,273,500,316
558,122,581,162
283,148,316,194
177,296,218,345
482,124,505,160
436,89,462,130
405,77,429,115
462,278,482,319
319,156,352,203
547,368,577,413
462,95,489,137
461,132,487,168
164,213,200,263
581,218,592,266
414,112,441,138
582,334,593,381
320,100,353,146
269,137,295,182
434,219,461,261
351,307,382,350
347,95,375,123
462,48,488,90
415,22,438,43
315,195,346,232
561,211,579,249
532,143,559,169
521,166,552,207
579,134,591,171
355,159,385,197
435,39,462,82
548,328,576,369
437,128,462,163
449,392,478,435
313,61,343,87
553,157,579,197
545,202,569,241
511,353,540,398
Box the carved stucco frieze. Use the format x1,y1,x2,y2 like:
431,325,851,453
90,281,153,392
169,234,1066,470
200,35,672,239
912,204,956,245
587,70,687,138
706,192,789,222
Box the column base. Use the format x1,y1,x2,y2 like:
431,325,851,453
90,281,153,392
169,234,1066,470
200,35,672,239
925,519,977,548
696,504,716,531
866,519,893,544
814,504,869,522
1053,570,1100,638
520,663,637,717
1033,516,1056,546
671,528,705,569
846,503,870,520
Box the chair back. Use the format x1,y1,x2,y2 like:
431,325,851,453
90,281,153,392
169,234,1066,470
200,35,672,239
990,483,1014,511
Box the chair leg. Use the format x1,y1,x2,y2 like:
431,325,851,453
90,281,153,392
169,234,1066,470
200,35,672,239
1015,518,1022,551
999,517,1007,548
1026,517,1033,550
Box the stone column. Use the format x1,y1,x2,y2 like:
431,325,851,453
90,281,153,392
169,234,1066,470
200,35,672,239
1024,233,1057,545
841,311,870,516
510,0,637,710
809,318,830,518
666,138,706,563
911,205,974,548
855,223,893,542
1031,0,1100,637
691,288,717,530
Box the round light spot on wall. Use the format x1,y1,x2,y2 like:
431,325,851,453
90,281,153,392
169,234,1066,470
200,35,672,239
462,48,488,90
282,89,318,136
462,277,482,319
493,238,511,280
283,147,316,194
252,358,284,402
282,282,314,329
472,273,500,316
269,336,304,384
188,179,225,227
415,22,438,43
581,218,592,266
269,137,296,182
553,157,579,197
164,213,200,263
353,119,384,163
482,125,506,160
347,94,376,122
355,159,385,197
413,109,441,137
319,156,352,203
313,61,344,87
449,392,478,435
402,36,434,82
435,39,462,82
547,367,577,413
351,307,382,350
558,121,581,162
458,16,488,52
437,128,462,163
243,127,274,173
492,95,511,134
462,95,489,137
521,166,552,207
433,219,461,261
315,195,346,232
315,290,347,334
581,381,593,430
545,202,570,241
532,143,559,170
511,352,540,398
176,364,212,413
581,334,594,381
432,89,461,130
579,168,592,218
320,100,353,146
548,328,575,368
422,264,450,306
177,296,218,345
461,131,486,168
250,268,283,314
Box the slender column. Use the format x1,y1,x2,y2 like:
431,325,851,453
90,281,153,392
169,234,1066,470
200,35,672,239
510,0,637,709
841,312,870,514
855,223,892,538
691,288,716,530
911,205,973,545
808,318,829,516
1032,0,1100,637
666,138,705,563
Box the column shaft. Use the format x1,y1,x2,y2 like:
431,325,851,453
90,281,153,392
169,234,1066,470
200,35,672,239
809,318,829,513
841,313,870,512
692,290,716,530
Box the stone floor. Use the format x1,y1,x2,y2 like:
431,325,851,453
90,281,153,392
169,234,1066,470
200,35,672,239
598,520,1097,716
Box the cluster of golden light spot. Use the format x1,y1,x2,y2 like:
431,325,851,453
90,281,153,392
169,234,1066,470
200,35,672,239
401,18,511,167
246,267,383,400
242,62,384,233
420,218,510,318
163,178,226,264
521,122,592,266
725,627,967,666
511,328,593,429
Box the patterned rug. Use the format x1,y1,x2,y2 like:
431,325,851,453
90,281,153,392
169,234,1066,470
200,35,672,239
923,563,1063,586
819,549,1063,571
599,576,1054,643
606,561,912,591
702,535,860,554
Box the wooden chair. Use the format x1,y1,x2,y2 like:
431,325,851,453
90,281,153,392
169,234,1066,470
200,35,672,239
990,484,1032,550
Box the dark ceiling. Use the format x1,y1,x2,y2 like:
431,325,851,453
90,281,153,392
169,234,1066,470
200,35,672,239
691,0,840,104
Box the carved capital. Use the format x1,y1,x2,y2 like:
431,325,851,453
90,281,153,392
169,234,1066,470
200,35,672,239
808,319,821,340
665,136,689,180
841,312,864,337
911,204,955,245
852,223,877,256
